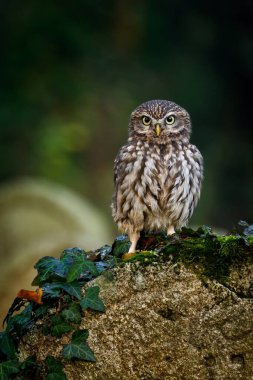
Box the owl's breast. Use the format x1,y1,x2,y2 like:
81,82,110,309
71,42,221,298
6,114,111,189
113,141,202,231
130,145,170,213
135,144,200,223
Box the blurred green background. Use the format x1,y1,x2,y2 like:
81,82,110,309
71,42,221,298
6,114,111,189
0,0,252,230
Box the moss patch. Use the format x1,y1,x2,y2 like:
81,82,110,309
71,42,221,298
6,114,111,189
120,224,253,283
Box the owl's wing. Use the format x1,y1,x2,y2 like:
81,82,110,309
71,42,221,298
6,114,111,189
188,144,204,206
113,145,129,184
190,144,203,174
112,144,131,216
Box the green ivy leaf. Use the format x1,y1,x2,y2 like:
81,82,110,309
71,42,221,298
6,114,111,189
51,323,73,338
0,332,16,359
20,354,37,371
62,328,95,361
45,356,64,372
61,303,82,324
111,235,130,257
45,356,67,379
80,286,105,312
42,283,62,299
71,329,89,343
31,274,41,286
42,281,82,300
6,304,33,337
2,297,24,327
60,247,86,264
33,256,67,285
97,244,112,259
34,305,50,318
51,314,64,326
62,342,95,362
60,282,82,300
66,257,98,283
0,360,19,380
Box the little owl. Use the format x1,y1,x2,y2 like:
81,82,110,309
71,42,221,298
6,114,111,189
112,99,203,257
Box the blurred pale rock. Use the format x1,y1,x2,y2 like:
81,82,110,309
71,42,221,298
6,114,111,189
21,261,253,380
0,178,111,323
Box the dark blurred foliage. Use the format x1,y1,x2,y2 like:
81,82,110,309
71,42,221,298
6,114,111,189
0,0,252,229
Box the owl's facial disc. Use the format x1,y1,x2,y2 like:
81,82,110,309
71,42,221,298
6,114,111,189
129,100,191,143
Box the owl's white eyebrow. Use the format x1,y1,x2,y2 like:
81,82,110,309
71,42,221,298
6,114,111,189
165,112,176,117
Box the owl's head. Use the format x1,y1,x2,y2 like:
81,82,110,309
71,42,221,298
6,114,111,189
128,99,191,144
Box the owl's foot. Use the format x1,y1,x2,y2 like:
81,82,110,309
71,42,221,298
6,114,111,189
124,231,140,259
128,232,140,252
167,226,175,235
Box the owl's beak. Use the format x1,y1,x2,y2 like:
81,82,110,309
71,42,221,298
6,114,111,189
155,123,161,136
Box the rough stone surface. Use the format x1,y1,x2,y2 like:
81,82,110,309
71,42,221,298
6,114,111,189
20,261,253,380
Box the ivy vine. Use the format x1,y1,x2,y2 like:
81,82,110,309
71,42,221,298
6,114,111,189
0,244,121,379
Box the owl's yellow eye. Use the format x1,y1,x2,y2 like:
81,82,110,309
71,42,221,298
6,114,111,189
142,116,151,125
165,115,175,125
